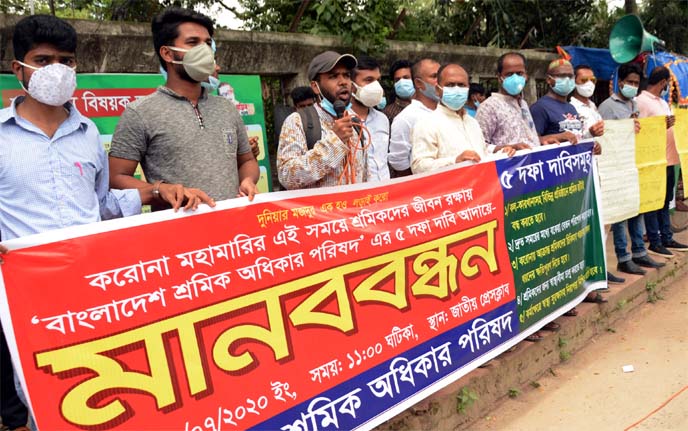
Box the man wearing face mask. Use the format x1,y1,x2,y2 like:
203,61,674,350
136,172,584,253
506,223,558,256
637,66,688,257
464,83,486,118
570,65,605,139
277,50,366,189
350,55,390,182
410,63,515,175
476,52,539,151
110,7,259,211
598,63,664,275
388,58,440,177
0,15,144,431
530,59,587,145
382,59,414,123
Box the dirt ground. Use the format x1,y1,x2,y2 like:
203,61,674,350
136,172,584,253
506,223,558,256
471,264,688,431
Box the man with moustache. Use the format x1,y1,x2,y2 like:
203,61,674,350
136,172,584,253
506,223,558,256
277,51,366,189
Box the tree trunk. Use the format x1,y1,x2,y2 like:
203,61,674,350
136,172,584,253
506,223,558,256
49,0,56,15
624,0,638,15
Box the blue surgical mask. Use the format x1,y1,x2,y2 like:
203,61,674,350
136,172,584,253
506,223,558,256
620,83,638,99
550,76,575,96
419,79,440,102
439,85,469,111
320,95,351,117
394,78,415,99
201,75,220,92
160,65,168,81
474,101,480,108
501,74,526,96
377,96,387,110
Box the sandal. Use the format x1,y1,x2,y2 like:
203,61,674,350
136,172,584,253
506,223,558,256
564,308,578,317
525,332,543,342
583,292,608,303
542,322,561,331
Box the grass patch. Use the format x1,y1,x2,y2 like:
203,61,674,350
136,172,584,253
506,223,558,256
456,387,478,414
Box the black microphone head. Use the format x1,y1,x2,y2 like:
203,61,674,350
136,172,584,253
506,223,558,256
333,100,347,118
351,116,361,125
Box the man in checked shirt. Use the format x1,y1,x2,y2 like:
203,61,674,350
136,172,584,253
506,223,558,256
277,51,368,189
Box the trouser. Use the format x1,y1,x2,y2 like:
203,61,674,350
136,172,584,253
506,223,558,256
612,214,647,263
1,323,28,430
644,166,675,247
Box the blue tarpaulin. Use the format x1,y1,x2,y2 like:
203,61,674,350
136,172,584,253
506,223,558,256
562,45,688,104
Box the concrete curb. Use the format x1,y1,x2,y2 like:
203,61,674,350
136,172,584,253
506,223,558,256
375,230,688,431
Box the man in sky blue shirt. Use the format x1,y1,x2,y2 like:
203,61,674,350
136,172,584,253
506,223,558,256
0,15,146,431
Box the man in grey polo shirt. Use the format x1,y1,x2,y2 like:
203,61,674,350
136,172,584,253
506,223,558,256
598,62,663,276
109,7,259,211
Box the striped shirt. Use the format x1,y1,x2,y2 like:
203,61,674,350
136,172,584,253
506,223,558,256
277,103,367,189
0,97,141,241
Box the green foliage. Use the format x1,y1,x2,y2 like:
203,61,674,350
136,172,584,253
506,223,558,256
508,387,521,398
642,0,688,55
530,381,541,388
456,387,479,414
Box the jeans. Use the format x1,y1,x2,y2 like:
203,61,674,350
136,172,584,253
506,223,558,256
644,166,675,247
612,214,647,262
13,373,36,431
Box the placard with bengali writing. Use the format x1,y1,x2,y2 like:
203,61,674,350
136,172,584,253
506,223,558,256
0,145,606,431
636,116,668,213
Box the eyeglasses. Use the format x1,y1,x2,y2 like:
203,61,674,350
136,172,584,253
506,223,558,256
548,73,574,79
578,77,597,84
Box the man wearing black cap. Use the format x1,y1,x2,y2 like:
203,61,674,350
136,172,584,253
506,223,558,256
277,50,367,189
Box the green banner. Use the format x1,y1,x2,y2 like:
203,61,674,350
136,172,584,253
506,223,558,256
0,73,272,192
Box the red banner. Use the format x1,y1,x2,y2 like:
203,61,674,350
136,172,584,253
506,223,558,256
0,147,605,430
2,88,155,117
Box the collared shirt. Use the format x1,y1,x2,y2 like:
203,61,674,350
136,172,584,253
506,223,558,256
598,92,638,121
277,103,367,189
0,97,141,241
389,99,434,171
110,86,251,203
411,104,488,174
361,107,390,182
382,98,412,124
476,92,540,148
570,96,603,139
636,90,679,166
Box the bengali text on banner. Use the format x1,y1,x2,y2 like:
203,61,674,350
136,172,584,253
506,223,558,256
0,143,606,431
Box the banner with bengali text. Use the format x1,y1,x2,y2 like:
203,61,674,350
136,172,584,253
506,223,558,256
597,116,677,224
0,143,606,431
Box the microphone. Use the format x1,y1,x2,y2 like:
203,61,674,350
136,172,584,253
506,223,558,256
333,100,347,119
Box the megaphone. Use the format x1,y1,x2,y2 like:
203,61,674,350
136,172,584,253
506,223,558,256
609,15,665,63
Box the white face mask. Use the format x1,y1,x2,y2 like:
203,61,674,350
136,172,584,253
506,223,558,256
353,80,384,107
18,62,76,106
167,44,216,83
575,81,595,98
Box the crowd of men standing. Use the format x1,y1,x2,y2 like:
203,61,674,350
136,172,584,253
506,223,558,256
1,7,686,431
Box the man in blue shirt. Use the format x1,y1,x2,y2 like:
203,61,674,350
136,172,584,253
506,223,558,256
0,15,148,430
530,59,603,145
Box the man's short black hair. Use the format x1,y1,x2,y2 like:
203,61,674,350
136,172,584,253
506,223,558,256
389,59,413,78
352,55,380,80
647,66,670,85
291,86,316,105
618,63,642,81
13,15,77,62
574,64,594,77
152,7,214,70
469,83,485,97
497,52,526,74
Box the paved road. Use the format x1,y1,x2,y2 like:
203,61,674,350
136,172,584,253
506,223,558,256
472,271,688,431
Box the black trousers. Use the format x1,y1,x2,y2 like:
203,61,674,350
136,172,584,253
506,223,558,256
1,322,28,429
